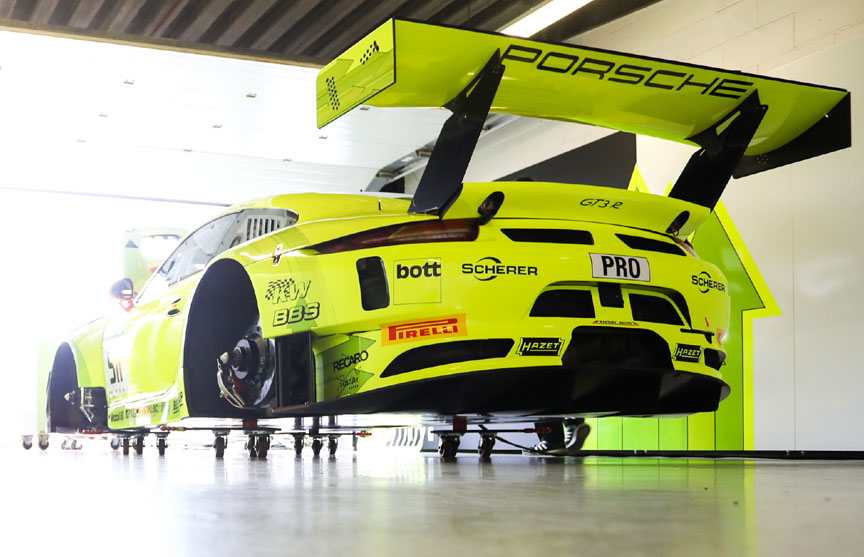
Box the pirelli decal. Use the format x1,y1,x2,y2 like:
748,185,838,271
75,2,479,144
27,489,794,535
381,314,467,346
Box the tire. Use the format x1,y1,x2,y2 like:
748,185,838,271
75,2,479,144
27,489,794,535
157,437,167,456
478,436,495,459
255,436,270,459
214,436,226,458
38,439,49,451
327,437,338,457
133,436,144,455
22,437,33,450
311,438,323,457
438,436,460,459
110,438,121,451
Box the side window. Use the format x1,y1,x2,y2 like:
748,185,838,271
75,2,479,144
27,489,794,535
137,213,239,304
224,209,298,249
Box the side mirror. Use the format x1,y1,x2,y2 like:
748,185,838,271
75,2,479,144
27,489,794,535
109,278,135,300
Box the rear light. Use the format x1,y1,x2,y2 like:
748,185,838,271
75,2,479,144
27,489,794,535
311,218,479,254
671,236,699,257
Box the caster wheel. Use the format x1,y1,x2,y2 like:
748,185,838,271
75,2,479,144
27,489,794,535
214,436,226,459
157,437,167,456
72,439,82,450
293,436,304,457
38,439,49,451
478,436,495,459
311,438,323,457
22,436,33,450
133,436,144,455
110,438,121,451
255,436,270,459
327,437,338,457
61,439,69,450
247,435,258,459
438,436,460,459
122,437,130,455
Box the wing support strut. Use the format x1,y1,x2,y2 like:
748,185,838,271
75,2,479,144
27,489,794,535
409,51,504,216
668,91,767,211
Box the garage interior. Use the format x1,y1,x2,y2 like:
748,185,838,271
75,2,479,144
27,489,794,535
2,0,863,554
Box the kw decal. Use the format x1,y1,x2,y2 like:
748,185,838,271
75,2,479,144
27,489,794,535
265,278,311,304
462,256,538,281
381,314,467,346
517,337,564,356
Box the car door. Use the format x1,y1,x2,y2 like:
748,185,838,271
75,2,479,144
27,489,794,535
103,213,240,405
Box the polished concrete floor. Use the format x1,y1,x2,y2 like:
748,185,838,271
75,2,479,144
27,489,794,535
4,439,864,556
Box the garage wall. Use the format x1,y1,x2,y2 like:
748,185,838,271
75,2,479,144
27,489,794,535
435,0,863,450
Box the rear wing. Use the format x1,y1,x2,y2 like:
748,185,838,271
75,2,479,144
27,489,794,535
317,19,850,217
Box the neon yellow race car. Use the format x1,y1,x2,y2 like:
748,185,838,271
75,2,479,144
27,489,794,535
44,20,850,456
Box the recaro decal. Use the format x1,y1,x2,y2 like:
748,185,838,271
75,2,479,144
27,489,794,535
501,44,754,100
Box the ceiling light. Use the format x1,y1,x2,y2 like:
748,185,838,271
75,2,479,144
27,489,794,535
318,135,328,140
501,0,594,37
246,92,257,98
212,124,223,129
400,155,414,163
98,113,108,118
123,79,135,85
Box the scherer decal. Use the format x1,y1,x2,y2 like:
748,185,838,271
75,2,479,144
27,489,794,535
692,271,726,293
320,336,375,399
265,278,311,304
380,314,467,346
462,256,538,281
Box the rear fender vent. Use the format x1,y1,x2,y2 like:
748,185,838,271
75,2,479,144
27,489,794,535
356,257,389,310
247,218,280,241
531,290,595,318
616,234,685,255
704,348,726,370
381,339,514,378
629,294,683,326
502,229,593,245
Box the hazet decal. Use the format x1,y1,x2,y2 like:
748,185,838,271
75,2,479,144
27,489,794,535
517,337,564,356
674,344,702,363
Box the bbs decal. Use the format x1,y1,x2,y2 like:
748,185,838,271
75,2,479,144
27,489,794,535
590,253,650,282
273,302,320,326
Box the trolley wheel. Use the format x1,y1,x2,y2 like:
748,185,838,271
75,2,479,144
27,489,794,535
214,436,226,458
122,437,130,455
157,437,167,456
255,435,270,459
327,437,338,457
478,435,496,459
438,435,460,459
110,437,121,451
311,438,323,457
293,435,304,457
38,438,49,451
22,436,33,450
133,436,144,455
61,439,69,450
247,435,258,458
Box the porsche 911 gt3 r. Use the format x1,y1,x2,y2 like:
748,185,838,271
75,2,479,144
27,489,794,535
44,20,850,444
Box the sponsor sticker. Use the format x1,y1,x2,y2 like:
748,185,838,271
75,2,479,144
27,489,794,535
273,302,320,326
264,278,311,304
691,271,726,293
394,258,442,304
517,337,564,356
590,253,650,282
674,343,702,363
593,320,639,327
462,256,538,281
381,314,467,346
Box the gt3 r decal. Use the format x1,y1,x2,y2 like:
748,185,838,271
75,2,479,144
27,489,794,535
273,302,320,326
517,337,563,356
462,256,538,281
381,314,467,346
692,271,726,293
580,198,622,209
674,344,702,363
590,253,650,282
265,278,311,304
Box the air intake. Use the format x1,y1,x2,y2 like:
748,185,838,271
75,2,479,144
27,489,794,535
381,339,514,378
616,234,685,255
629,294,683,326
531,290,595,318
502,229,593,245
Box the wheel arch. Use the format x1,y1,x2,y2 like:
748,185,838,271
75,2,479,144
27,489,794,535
183,258,261,417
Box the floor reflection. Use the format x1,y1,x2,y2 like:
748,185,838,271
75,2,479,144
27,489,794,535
3,444,863,556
